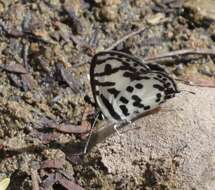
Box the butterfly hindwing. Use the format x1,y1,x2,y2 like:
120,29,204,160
90,51,179,122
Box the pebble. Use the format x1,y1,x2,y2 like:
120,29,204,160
146,13,165,25
174,64,185,76
100,6,118,21
184,0,215,23
0,1,4,14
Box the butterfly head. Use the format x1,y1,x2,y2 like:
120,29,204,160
163,76,180,100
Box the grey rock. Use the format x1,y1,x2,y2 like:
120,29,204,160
98,83,215,189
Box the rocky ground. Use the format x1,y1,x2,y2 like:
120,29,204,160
0,0,214,189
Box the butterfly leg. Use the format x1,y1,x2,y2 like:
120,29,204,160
113,124,122,136
124,120,141,132
83,111,101,154
127,120,136,128
113,120,137,135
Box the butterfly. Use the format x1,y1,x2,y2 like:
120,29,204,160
90,50,179,123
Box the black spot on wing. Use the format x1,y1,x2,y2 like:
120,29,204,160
159,100,165,105
132,95,151,110
135,83,143,89
166,94,174,99
119,105,129,116
155,93,162,102
157,93,162,98
132,95,142,102
123,71,149,81
134,110,140,114
133,102,144,108
100,94,121,120
153,84,164,91
119,96,129,104
146,63,166,72
94,80,115,87
141,76,151,80
165,88,176,99
125,58,131,62
166,82,171,87
132,95,144,108
123,72,133,78
107,88,120,98
166,88,175,94
140,68,146,73
104,64,112,74
144,105,151,110
126,86,134,93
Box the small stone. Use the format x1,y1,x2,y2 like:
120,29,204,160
100,6,118,21
95,0,121,6
104,0,121,6
94,0,103,4
174,64,185,76
146,13,166,25
30,3,38,11
30,43,40,53
198,60,215,77
42,149,65,160
64,0,83,15
6,101,33,122
209,24,215,41
0,1,5,14
184,0,215,23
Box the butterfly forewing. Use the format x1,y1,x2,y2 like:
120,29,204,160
90,51,179,122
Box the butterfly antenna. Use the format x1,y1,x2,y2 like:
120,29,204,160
83,111,101,154
179,90,196,95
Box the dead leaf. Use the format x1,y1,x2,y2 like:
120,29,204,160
2,63,28,74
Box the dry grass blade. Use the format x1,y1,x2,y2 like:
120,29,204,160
31,169,40,190
40,159,65,169
0,178,10,190
176,77,215,88
143,48,215,63
104,26,146,51
1,63,28,74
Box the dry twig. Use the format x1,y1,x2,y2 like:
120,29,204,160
143,48,215,63
31,169,40,190
176,78,215,88
104,26,146,51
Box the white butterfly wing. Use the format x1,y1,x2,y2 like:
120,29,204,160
90,51,179,122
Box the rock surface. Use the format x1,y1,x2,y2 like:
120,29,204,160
99,83,215,189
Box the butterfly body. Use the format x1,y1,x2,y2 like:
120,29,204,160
90,51,179,123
